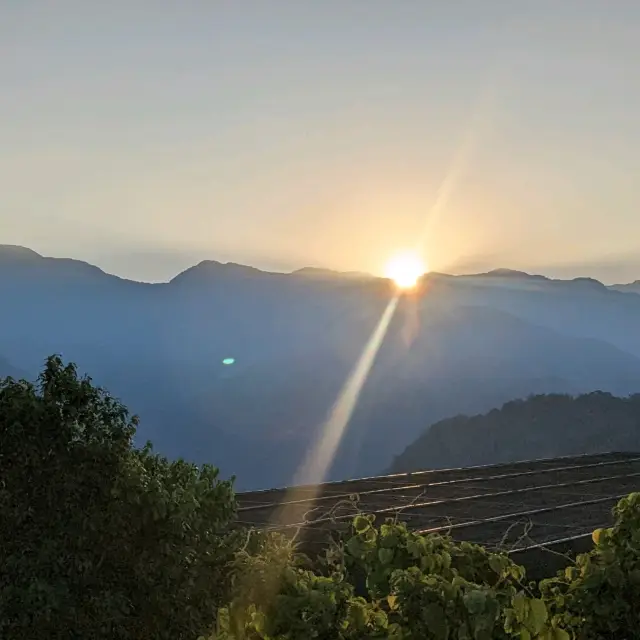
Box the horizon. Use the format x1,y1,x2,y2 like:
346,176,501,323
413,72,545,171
3,242,638,287
3,3,640,284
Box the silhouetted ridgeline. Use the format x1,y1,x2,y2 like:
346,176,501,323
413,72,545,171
389,392,640,473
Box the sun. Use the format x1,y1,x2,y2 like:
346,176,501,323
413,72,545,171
384,251,428,289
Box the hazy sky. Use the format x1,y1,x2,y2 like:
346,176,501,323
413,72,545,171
2,1,640,283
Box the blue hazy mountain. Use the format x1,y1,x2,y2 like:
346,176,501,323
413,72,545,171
2,245,640,489
610,280,640,295
0,355,27,380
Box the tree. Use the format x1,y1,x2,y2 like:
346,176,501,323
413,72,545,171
0,356,237,639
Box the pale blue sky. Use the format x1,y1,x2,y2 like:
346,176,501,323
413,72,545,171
2,1,640,283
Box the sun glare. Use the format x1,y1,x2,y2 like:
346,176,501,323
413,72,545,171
385,252,427,289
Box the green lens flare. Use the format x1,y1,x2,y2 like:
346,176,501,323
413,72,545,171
222,358,235,365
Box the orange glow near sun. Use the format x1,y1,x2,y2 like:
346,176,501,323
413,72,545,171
384,251,428,289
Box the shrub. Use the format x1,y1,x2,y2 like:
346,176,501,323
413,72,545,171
211,515,569,639
541,491,640,639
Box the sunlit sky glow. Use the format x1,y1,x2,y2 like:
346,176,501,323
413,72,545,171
2,2,640,284
385,252,427,289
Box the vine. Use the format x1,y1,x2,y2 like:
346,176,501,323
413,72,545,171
541,492,640,639
209,514,569,639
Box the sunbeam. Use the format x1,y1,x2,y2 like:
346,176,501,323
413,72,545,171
418,62,510,250
292,294,400,488
230,294,403,612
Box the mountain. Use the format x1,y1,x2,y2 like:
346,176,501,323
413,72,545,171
419,270,640,357
0,355,28,380
293,267,376,281
2,244,640,489
388,392,640,473
610,281,640,295
0,244,137,285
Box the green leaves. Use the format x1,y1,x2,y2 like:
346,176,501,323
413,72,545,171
423,602,448,639
527,599,549,635
540,493,640,639
463,589,488,615
538,627,570,640
217,511,573,640
0,356,237,639
378,547,395,566
353,514,373,534
6,358,640,640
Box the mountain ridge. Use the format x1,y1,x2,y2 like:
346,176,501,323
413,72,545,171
2,244,638,288
3,243,640,488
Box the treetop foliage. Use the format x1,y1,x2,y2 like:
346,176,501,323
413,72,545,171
0,356,237,639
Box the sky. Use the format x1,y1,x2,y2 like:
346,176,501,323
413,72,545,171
2,1,640,284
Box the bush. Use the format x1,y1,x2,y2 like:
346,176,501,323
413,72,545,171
0,356,238,639
211,493,640,639
211,515,569,639
541,491,640,639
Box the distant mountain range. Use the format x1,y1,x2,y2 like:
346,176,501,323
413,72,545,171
2,244,640,489
610,280,640,295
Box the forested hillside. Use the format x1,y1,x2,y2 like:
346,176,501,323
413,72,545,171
390,392,640,474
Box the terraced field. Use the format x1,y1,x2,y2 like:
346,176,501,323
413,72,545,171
236,451,640,575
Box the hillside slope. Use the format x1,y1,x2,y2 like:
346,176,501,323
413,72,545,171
0,356,29,380
611,281,640,295
388,392,640,473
